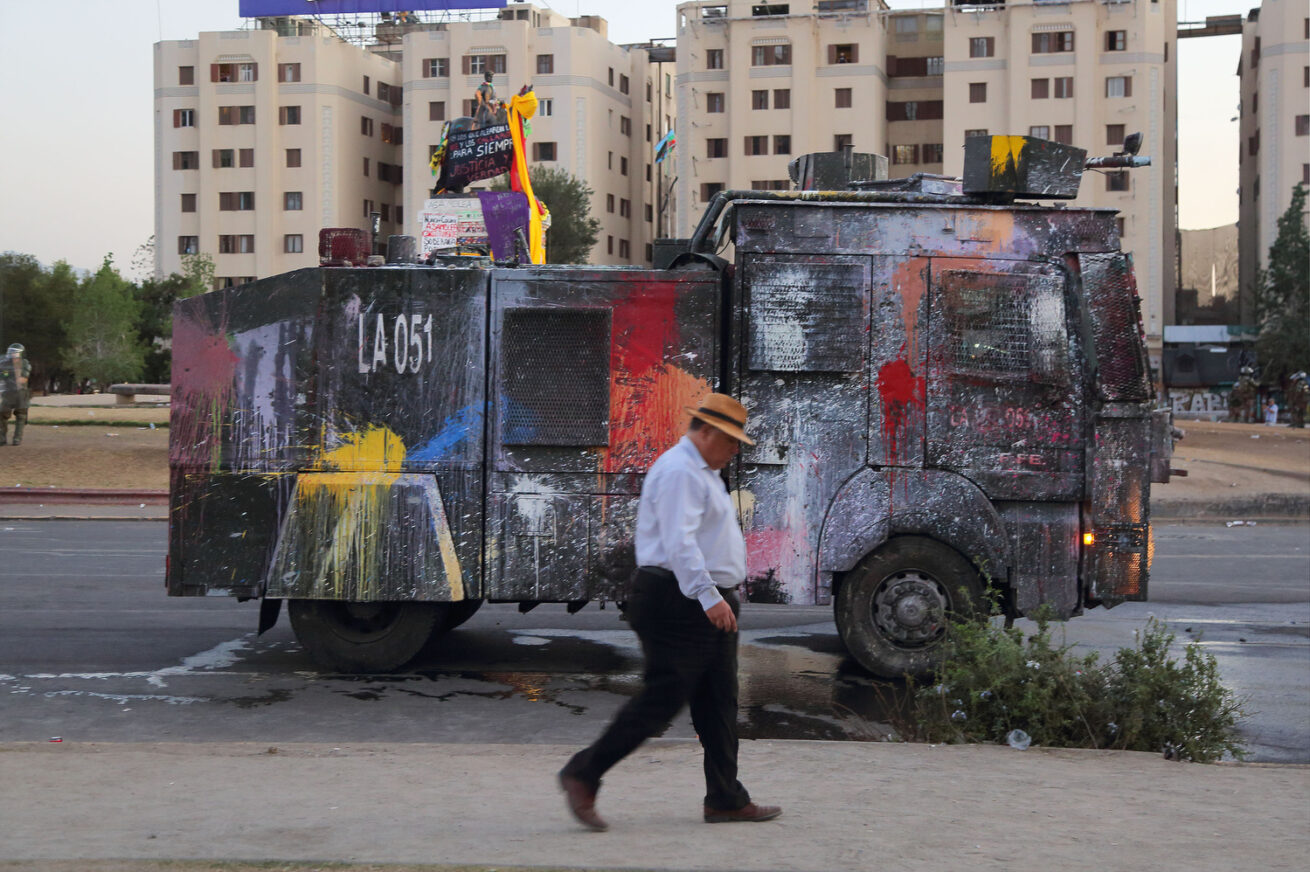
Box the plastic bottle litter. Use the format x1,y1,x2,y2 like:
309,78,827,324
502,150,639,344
1006,729,1032,751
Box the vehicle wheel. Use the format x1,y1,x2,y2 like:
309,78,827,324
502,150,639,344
836,536,983,680
287,600,446,673
440,598,483,632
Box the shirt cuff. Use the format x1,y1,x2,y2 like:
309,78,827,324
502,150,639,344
697,586,725,611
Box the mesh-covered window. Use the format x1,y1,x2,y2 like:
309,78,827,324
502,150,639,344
502,308,611,445
747,259,867,372
940,272,1033,375
1080,253,1150,401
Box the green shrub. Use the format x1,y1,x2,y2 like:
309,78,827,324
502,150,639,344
908,611,1247,763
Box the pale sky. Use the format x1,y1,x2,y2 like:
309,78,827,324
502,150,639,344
0,0,1251,275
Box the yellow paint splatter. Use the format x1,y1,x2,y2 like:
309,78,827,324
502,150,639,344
314,425,408,472
989,135,1027,181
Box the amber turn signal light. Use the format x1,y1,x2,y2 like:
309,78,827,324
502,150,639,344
1082,532,1095,546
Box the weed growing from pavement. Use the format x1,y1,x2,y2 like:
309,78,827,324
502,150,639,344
904,604,1248,762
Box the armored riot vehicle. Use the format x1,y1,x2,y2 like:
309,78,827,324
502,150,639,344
168,135,1173,677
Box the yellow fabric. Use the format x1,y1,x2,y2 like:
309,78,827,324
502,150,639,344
508,90,547,264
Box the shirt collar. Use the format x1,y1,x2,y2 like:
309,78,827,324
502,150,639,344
677,434,711,470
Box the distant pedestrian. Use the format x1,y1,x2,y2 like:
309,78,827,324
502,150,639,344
558,394,781,832
0,343,32,446
1264,398,1279,426
1288,372,1308,429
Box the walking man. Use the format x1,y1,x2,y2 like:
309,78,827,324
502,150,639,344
0,343,32,446
559,394,781,831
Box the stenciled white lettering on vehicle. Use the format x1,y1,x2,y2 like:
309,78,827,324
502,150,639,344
357,309,434,374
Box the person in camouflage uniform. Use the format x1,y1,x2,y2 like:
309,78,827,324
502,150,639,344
1228,366,1258,423
0,343,32,446
473,72,497,129
1288,371,1309,429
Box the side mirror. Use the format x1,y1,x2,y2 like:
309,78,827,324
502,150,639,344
1121,132,1142,156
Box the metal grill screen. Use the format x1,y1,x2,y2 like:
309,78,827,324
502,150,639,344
502,308,611,446
940,271,1032,375
1080,253,1150,401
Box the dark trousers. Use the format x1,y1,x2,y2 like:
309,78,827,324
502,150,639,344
562,568,750,811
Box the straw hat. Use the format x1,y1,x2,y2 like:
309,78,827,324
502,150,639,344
685,393,755,445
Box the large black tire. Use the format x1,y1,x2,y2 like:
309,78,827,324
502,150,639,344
439,598,484,632
288,600,447,673
836,536,983,680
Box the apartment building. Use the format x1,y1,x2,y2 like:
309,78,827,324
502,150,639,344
672,0,1176,343
154,22,403,283
400,5,669,265
942,0,1178,338
1236,0,1310,323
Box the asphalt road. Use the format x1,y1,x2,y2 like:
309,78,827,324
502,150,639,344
1,520,1306,762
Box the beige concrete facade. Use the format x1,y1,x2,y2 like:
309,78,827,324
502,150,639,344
400,6,667,265
672,0,1176,340
154,24,403,283
1237,0,1310,323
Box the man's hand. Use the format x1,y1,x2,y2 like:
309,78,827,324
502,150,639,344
704,599,737,633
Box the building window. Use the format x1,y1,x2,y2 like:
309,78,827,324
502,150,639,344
834,133,853,151
381,123,400,145
894,16,918,36
1297,115,1310,136
970,37,994,58
922,143,944,163
425,100,445,123
1116,217,1126,237
537,54,553,74
829,43,858,64
969,83,987,103
607,235,614,255
218,105,255,125
278,63,301,82
1106,171,1129,192
178,236,199,255
619,239,630,259
646,123,651,141
893,144,919,165
533,142,557,161
179,65,194,85
774,89,791,109
284,234,303,254
279,105,301,125
239,148,254,168
1106,124,1125,146
361,116,374,136
1032,78,1049,99
774,134,791,155
707,48,724,69
464,53,507,75
363,199,375,219
1053,125,1072,145
752,90,769,110
1054,77,1074,98
620,74,629,95
886,100,944,121
965,128,989,140
620,199,630,218
218,234,255,254
707,92,725,113
620,116,632,136
835,87,852,108
424,58,449,77
608,68,614,87
645,203,653,222
606,194,615,213
180,193,196,212
1029,125,1050,140
1106,31,1127,51
284,191,303,210
281,150,300,170
707,138,728,158
173,151,199,170
212,62,258,82
213,149,234,169
1303,164,1310,185
701,182,724,200
620,156,628,175
219,192,255,211
362,157,370,177
927,56,944,76
540,98,553,116
752,44,792,66
362,75,370,95
751,180,790,191
745,135,769,156
173,108,196,128
1106,76,1132,98
1032,31,1075,53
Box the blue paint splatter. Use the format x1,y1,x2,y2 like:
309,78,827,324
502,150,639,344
410,405,481,462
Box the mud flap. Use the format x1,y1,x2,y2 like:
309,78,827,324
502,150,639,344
258,597,282,635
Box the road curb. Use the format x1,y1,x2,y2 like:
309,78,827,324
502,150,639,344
0,488,168,505
1153,493,1310,520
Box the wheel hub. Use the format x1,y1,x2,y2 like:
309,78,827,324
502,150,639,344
871,570,948,648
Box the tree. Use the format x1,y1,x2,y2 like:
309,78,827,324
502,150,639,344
493,167,601,264
65,256,146,387
1255,184,1309,385
0,253,76,391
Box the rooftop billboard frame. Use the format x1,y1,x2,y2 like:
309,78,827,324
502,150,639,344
239,1,502,16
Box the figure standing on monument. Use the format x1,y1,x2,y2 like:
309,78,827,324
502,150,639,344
474,72,497,129
0,343,32,447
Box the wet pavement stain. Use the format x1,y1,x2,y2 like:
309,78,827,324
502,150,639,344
227,688,296,708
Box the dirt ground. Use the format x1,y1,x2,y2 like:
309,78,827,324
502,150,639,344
1,423,169,490
1155,418,1310,504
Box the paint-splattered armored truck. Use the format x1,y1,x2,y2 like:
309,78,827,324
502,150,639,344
168,135,1173,677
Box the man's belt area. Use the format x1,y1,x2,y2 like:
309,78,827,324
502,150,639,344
637,566,737,593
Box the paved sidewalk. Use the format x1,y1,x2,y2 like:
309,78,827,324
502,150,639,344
1,740,1306,872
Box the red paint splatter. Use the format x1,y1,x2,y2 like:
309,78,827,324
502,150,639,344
170,310,239,468
876,358,925,463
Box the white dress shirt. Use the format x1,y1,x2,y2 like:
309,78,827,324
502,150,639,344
635,435,746,610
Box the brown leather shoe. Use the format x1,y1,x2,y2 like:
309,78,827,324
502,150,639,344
559,772,608,832
704,802,782,823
